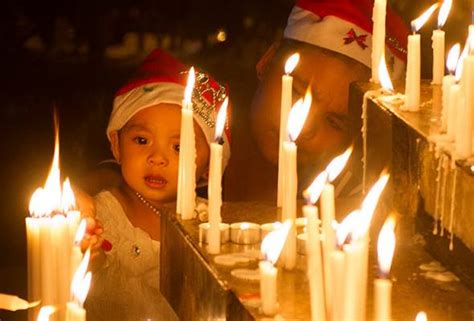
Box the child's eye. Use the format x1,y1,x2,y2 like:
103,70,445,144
173,144,180,152
134,137,148,145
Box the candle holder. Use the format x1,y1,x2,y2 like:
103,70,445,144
230,222,261,245
297,233,307,255
199,223,230,244
260,222,282,239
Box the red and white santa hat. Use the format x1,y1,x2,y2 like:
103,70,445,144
284,0,409,80
107,49,231,179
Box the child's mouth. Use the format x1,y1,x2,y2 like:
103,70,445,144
144,175,167,189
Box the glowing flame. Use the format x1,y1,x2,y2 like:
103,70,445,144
75,271,92,306
304,171,328,205
74,219,87,245
214,97,228,142
261,220,292,264
284,53,300,74
411,3,440,33
184,66,195,106
216,29,227,42
377,216,396,276
335,210,361,247
326,146,353,182
358,173,390,238
437,0,452,29
241,222,250,230
455,40,470,81
416,312,428,321
378,53,394,92
287,87,312,141
37,305,56,321
29,188,48,218
71,249,90,303
61,178,76,213
446,43,461,74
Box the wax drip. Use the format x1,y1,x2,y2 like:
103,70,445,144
448,169,458,251
433,155,443,235
439,156,449,236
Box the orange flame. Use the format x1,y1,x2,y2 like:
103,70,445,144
184,66,195,106
411,3,440,32
326,146,353,182
437,0,452,29
37,306,56,321
61,178,76,213
214,97,229,141
378,53,394,92
446,43,461,74
377,216,396,276
455,38,470,81
335,210,361,247
287,87,312,141
284,53,300,74
415,312,428,321
261,220,292,264
71,249,90,304
74,219,87,245
304,171,329,205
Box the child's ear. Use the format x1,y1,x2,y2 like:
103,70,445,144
109,131,122,164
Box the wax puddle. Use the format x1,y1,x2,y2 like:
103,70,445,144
214,251,260,267
419,261,460,283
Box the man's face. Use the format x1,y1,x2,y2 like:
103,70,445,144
250,42,370,187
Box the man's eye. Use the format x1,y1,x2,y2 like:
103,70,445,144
326,114,344,131
173,144,180,152
134,137,148,145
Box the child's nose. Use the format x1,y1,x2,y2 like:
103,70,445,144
148,149,169,166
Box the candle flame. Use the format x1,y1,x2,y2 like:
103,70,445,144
358,172,390,238
336,210,361,247
455,40,470,81
261,220,292,264
241,222,250,230
214,97,228,142
37,305,56,321
377,216,396,276
61,178,76,213
304,171,328,205
378,53,394,92
184,66,195,106
29,188,48,218
43,116,62,213
411,3,440,33
74,219,87,245
284,53,300,74
437,0,452,29
415,311,428,321
326,146,353,182
71,249,90,303
287,87,312,141
446,43,461,74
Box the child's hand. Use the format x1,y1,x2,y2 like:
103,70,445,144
82,233,107,273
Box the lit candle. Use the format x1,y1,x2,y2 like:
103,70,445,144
38,305,56,321
67,250,91,321
432,0,452,85
442,44,461,133
207,97,229,254
230,222,261,244
259,220,292,316
302,201,326,320
177,67,197,219
374,217,396,321
371,0,387,83
278,53,299,207
281,88,311,270
25,208,41,320
455,42,470,157
330,221,349,321
404,4,439,111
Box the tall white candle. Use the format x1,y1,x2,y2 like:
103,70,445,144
278,53,299,207
207,97,228,254
442,43,460,133
329,249,345,321
52,215,69,321
404,4,440,111
448,83,460,140
303,205,326,321
432,0,453,84
460,54,474,158
320,183,335,313
39,218,57,307
371,0,387,83
26,217,41,321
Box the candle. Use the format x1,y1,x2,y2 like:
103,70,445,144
432,0,452,85
199,222,230,244
53,214,70,321
281,88,312,270
67,250,91,321
371,0,387,83
330,230,346,321
374,217,396,321
259,220,292,316
278,53,299,207
455,42,470,157
442,44,461,133
303,205,326,321
404,4,439,111
230,222,261,244
459,37,474,159
38,306,56,321
26,215,41,320
207,97,229,254
177,67,197,219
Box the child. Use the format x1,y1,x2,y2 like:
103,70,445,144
84,49,230,321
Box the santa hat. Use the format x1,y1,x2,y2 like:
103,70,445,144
283,0,409,80
107,49,231,180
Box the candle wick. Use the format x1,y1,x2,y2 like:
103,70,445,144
215,136,224,145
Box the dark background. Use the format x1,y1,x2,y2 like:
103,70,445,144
0,0,472,319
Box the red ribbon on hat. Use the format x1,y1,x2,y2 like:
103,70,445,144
343,28,368,50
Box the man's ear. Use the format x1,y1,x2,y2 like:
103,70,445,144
109,131,122,164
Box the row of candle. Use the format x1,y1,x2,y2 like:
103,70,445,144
26,122,91,321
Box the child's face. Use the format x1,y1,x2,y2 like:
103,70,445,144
110,103,210,204
250,41,370,187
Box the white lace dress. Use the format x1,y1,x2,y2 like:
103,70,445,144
85,191,179,321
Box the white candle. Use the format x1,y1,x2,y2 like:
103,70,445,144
342,241,365,320
371,0,387,83
448,83,460,140
282,140,297,269
52,215,69,321
207,98,228,254
329,250,345,321
66,302,85,321
404,4,440,111
433,0,453,84
39,218,57,307
26,217,41,320
303,205,326,321
320,182,335,313
442,74,455,131
278,53,299,207
459,54,474,158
